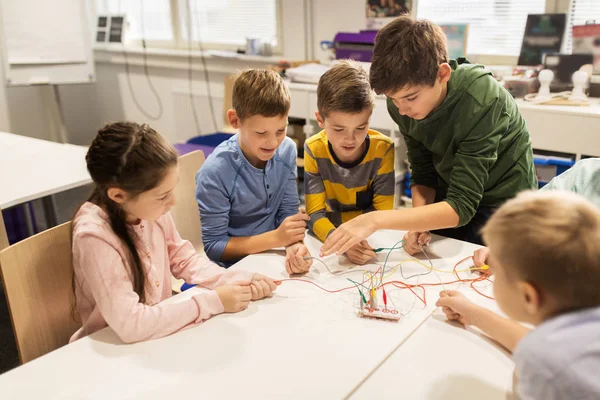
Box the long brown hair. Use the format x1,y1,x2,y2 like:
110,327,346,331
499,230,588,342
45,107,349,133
76,122,178,304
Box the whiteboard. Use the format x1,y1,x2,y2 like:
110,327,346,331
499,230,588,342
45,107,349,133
0,0,95,86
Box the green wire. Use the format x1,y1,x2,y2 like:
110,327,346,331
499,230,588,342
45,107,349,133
347,278,370,291
373,247,403,253
348,278,368,304
348,240,405,305
380,239,406,286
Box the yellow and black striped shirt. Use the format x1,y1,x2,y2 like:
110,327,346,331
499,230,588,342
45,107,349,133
304,129,395,242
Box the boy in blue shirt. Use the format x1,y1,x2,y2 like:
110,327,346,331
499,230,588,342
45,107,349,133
195,69,312,274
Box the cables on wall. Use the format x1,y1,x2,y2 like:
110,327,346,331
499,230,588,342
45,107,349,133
120,0,164,121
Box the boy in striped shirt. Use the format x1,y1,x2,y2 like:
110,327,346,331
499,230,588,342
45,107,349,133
304,60,395,265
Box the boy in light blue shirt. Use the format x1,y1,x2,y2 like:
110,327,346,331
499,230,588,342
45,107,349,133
195,69,312,274
472,157,600,267
437,191,600,400
541,157,600,208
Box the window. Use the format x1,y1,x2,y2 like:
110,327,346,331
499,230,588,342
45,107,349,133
96,0,173,41
416,0,546,56
180,0,278,49
566,0,600,52
95,0,279,49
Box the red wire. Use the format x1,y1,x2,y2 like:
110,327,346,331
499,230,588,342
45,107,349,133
453,256,495,300
389,281,427,305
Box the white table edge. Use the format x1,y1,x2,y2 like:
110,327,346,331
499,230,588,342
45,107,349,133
0,177,93,210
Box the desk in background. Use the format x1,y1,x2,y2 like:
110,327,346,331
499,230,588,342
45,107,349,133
0,132,91,239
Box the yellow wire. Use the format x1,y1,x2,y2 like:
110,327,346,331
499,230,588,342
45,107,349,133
387,259,487,276
362,259,488,284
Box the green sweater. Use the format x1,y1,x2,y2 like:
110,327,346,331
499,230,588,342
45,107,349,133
390,59,537,226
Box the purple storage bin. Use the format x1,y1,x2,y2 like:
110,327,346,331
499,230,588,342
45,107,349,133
333,30,378,62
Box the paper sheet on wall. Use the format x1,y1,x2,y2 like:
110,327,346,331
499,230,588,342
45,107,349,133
1,0,87,65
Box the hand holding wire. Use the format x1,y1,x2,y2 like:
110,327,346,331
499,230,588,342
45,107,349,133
345,240,377,265
403,231,432,255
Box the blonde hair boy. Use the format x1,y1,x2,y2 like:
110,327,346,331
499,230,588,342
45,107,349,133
438,191,600,400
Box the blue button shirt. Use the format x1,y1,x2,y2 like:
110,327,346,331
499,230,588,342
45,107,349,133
513,307,600,400
195,134,299,262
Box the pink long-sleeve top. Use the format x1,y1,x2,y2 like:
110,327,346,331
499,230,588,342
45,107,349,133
70,202,254,343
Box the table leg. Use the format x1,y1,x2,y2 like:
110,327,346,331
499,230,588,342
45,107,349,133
27,203,39,234
22,205,35,236
42,196,59,228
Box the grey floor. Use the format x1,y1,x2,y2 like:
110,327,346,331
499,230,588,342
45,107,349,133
0,184,93,374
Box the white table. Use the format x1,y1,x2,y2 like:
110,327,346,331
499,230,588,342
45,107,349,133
0,231,514,399
349,293,515,399
0,132,91,230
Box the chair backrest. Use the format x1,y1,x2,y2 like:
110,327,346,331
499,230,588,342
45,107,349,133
0,209,8,251
0,221,80,364
222,74,236,133
171,150,206,253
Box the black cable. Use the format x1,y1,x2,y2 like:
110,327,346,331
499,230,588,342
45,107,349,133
185,0,203,136
121,0,164,121
191,0,219,132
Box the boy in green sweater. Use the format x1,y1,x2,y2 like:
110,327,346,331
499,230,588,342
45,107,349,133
321,16,537,257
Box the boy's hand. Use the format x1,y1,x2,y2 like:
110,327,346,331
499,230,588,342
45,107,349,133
473,247,490,272
285,242,313,275
215,284,252,313
277,213,309,246
403,231,431,255
320,214,376,256
435,290,481,326
345,240,376,265
249,274,280,300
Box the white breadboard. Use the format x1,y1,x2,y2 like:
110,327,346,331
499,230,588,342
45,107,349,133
358,307,401,322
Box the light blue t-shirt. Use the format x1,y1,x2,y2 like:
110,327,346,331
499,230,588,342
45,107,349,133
540,158,600,208
195,134,299,262
513,307,600,400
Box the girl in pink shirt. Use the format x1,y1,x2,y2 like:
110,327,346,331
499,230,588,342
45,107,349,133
71,122,278,343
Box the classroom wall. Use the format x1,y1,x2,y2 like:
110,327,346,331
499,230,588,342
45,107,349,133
61,0,368,145
0,0,311,145
0,78,61,142
0,0,575,145
59,60,232,145
311,0,367,61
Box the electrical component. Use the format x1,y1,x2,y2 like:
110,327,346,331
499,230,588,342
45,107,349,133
358,307,401,322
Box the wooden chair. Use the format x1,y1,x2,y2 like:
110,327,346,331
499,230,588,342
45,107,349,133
170,150,206,292
0,222,80,364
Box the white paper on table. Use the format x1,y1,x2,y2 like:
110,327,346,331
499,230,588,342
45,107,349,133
2,0,87,65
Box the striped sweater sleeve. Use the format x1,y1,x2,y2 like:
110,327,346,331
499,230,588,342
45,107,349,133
372,140,395,210
304,143,336,242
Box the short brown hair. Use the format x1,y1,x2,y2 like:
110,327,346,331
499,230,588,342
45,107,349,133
232,69,290,120
482,191,600,311
317,60,375,118
370,16,448,95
